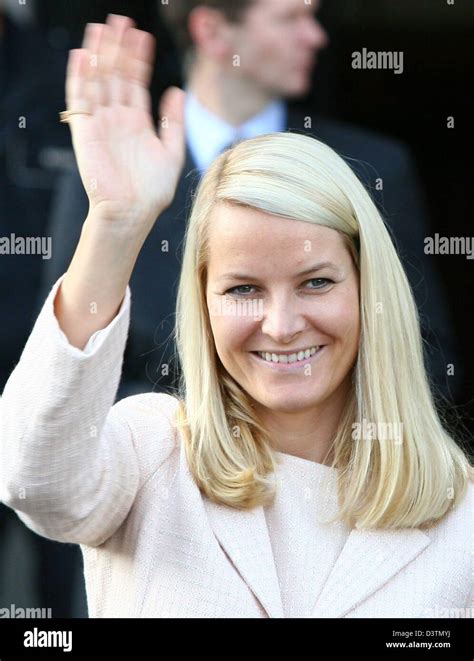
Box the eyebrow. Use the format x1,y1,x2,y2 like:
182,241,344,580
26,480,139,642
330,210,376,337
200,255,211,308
217,262,342,281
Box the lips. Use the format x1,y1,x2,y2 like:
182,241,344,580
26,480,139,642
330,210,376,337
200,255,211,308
255,346,319,363
250,345,325,370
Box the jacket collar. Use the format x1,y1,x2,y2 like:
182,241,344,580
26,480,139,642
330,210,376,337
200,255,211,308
203,496,285,618
203,495,431,618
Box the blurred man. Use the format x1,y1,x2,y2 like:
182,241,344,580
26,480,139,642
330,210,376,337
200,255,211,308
176,0,329,164
41,0,458,401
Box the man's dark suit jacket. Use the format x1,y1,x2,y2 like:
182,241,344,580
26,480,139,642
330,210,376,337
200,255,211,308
0,13,70,392
40,106,459,401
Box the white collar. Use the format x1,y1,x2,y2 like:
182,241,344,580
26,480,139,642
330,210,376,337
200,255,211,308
184,89,286,172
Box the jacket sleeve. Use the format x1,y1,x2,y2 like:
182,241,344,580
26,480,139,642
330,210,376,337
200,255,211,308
0,275,140,547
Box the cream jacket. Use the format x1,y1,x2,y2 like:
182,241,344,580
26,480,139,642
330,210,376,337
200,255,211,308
0,276,472,618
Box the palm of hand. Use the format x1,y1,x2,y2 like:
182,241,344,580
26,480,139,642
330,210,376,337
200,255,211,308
73,106,177,217
65,14,185,223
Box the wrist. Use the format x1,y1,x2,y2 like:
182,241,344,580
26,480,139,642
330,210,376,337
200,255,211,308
85,202,161,242
83,208,152,252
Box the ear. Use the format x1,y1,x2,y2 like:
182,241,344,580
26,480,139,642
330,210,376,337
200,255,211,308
188,6,236,60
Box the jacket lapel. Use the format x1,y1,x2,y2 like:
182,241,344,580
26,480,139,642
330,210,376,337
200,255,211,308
202,476,432,619
310,526,432,617
203,497,285,618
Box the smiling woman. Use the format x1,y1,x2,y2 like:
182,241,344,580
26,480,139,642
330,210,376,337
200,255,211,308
206,209,360,464
174,130,472,528
0,14,472,620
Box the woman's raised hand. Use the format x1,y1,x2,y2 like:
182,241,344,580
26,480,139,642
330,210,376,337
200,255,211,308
65,14,185,234
54,15,186,349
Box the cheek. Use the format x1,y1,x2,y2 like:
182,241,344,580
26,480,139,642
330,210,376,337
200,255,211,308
209,311,257,358
318,294,360,350
241,32,282,73
339,309,360,358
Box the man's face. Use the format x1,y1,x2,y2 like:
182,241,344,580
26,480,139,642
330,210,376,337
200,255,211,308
226,0,329,97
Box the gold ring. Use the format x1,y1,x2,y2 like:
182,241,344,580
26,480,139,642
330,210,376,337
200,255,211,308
59,110,93,123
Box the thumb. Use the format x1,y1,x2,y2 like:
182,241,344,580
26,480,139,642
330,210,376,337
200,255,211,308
158,86,186,166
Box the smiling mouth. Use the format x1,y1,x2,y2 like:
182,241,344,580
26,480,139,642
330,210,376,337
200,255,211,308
251,346,324,366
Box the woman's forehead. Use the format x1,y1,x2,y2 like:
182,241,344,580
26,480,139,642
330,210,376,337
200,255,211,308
207,204,349,259
209,203,341,240
205,208,352,283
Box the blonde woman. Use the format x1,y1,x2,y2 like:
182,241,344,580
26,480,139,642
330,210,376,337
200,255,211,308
0,15,472,619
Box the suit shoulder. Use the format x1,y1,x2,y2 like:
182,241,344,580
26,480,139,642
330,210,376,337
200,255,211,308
290,109,411,168
322,115,405,150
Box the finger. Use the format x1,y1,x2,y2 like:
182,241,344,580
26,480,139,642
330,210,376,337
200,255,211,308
123,29,155,89
158,87,186,167
102,14,135,73
82,21,102,52
65,49,94,113
96,23,115,80
98,17,137,105
125,30,156,111
100,27,127,107
82,23,107,106
107,14,136,43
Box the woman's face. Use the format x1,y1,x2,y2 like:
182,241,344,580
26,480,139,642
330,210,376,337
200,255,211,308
205,203,360,415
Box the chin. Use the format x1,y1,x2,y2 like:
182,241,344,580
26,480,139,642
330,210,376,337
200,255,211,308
265,76,308,99
281,80,311,99
254,390,325,413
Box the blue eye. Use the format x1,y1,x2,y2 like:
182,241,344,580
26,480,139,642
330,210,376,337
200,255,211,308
225,285,257,296
224,279,334,296
307,278,333,289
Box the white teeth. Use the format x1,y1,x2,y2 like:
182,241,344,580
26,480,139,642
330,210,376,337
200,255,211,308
257,346,319,364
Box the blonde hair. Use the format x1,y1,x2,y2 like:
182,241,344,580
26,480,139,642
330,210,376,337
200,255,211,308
173,131,472,529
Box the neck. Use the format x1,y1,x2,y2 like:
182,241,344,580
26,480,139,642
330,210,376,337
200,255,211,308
253,379,352,466
187,56,277,127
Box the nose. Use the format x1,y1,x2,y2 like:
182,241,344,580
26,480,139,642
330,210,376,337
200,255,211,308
303,16,330,51
260,294,308,345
